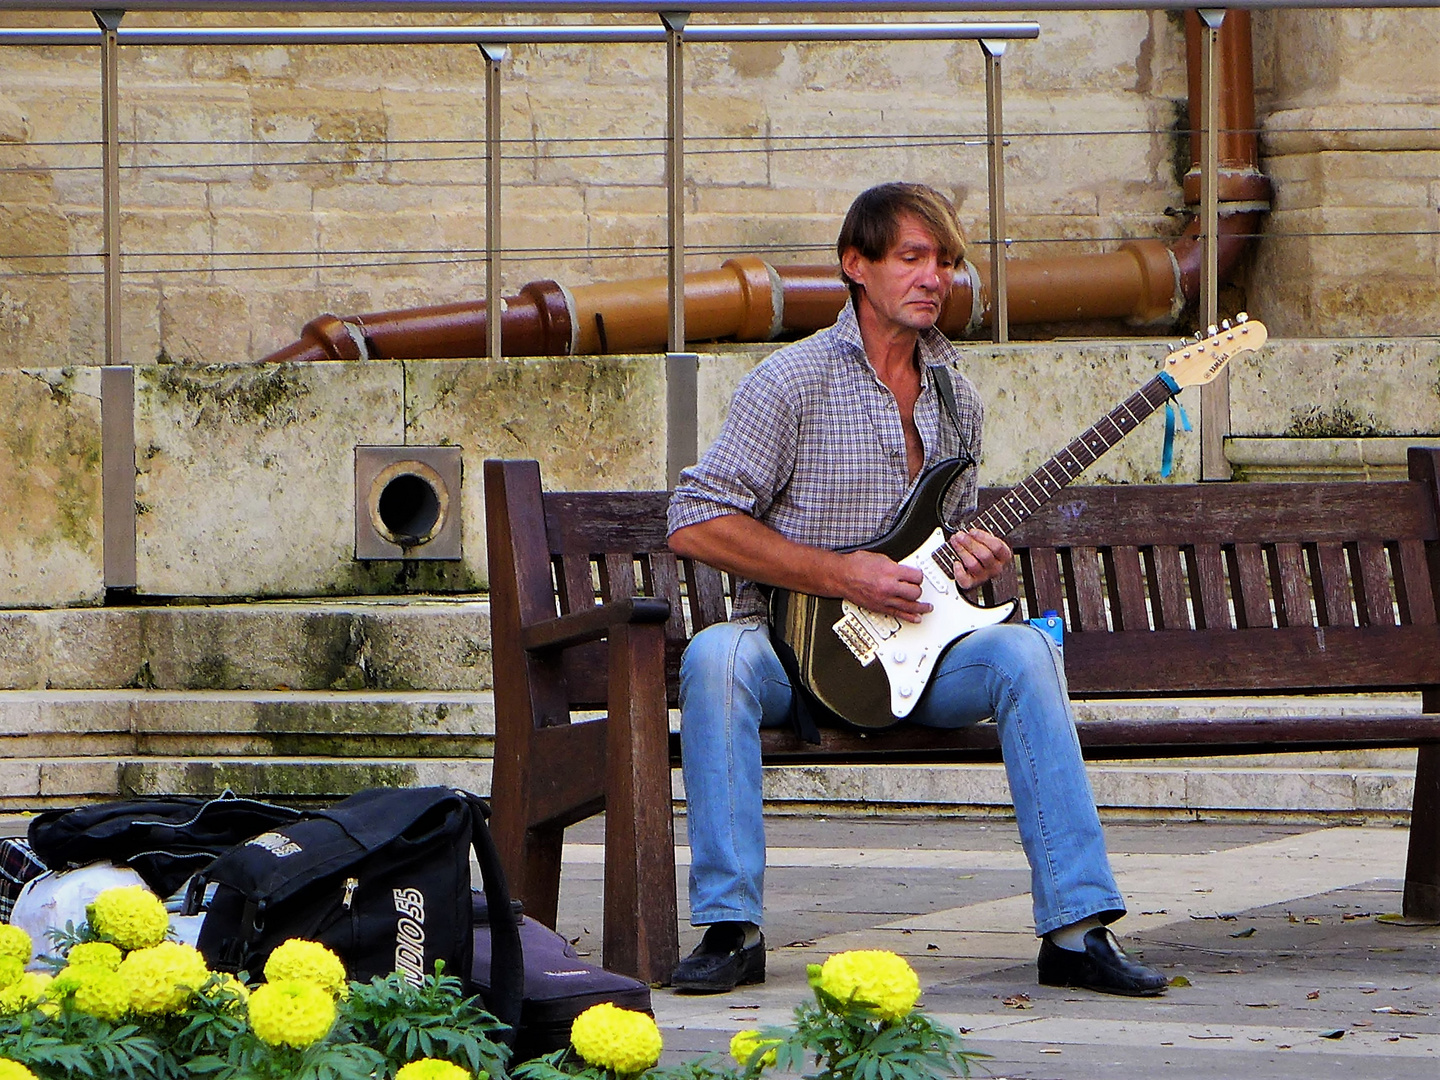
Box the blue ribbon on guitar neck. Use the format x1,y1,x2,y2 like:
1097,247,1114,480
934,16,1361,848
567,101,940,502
1157,371,1191,478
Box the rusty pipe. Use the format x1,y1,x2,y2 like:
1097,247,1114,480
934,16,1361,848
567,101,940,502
260,13,1267,363
1183,9,1271,206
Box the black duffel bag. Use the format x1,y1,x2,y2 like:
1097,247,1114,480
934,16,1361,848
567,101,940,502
190,786,523,1039
27,792,302,898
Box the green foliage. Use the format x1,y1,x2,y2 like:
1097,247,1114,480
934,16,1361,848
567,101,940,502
342,964,511,1080
0,963,512,1080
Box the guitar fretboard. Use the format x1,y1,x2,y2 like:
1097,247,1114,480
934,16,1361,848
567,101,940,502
932,374,1175,576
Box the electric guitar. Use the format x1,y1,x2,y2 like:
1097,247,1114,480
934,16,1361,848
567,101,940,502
770,316,1268,731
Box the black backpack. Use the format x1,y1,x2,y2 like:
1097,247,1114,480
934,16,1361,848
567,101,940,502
27,793,303,898
190,786,523,1035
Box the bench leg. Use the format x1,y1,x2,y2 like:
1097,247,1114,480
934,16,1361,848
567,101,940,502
1403,741,1440,922
602,622,681,984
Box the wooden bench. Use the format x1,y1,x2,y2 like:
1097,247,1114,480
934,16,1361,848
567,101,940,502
484,451,1440,984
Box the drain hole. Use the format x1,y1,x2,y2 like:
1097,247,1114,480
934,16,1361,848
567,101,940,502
377,472,441,546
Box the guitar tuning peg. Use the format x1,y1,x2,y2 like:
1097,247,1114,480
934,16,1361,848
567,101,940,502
1207,324,1219,337
1236,311,1249,323
1221,319,1232,330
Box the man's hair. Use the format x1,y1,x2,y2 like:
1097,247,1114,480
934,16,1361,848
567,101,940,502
836,182,968,295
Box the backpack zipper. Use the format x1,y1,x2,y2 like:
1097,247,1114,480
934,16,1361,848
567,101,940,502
341,877,359,909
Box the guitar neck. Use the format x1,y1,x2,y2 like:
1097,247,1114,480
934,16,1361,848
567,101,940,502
969,373,1175,540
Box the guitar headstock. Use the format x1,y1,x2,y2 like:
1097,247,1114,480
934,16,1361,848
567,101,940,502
1162,314,1268,388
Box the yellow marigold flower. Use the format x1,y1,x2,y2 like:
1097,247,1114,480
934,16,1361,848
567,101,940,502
246,980,336,1049
119,941,210,1015
729,1030,779,1069
0,1058,39,1080
0,957,23,990
88,885,169,951
818,950,921,1021
395,1060,475,1080
66,941,123,971
0,926,31,966
72,967,130,1022
0,973,52,1017
570,1002,662,1074
264,939,350,1000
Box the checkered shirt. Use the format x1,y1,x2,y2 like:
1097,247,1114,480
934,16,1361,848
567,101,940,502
668,300,985,621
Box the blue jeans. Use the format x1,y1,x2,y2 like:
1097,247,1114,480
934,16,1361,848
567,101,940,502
677,620,1125,937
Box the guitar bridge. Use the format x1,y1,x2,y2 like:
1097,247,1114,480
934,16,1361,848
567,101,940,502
832,610,878,666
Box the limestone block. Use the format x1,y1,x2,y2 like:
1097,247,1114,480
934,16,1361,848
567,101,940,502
0,93,27,143
1257,9,1440,105
1186,766,1360,812
0,367,103,608
1088,765,1187,810
954,340,1203,485
404,355,667,589
0,279,81,371
135,360,413,598
1230,338,1440,439
39,758,120,799
0,760,40,799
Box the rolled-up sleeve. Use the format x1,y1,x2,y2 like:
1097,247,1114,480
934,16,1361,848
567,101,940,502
667,365,799,537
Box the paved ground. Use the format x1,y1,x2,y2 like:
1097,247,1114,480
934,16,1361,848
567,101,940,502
555,814,1440,1080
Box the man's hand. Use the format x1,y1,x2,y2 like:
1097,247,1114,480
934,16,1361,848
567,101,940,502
948,527,1012,589
840,549,933,623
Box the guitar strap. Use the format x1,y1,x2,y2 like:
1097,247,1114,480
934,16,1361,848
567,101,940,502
931,362,963,436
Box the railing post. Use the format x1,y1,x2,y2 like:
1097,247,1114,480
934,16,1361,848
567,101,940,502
662,10,697,487
1198,7,1230,481
981,37,1008,344
480,42,508,362
94,8,123,365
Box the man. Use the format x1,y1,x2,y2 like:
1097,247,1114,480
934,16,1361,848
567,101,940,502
665,182,1167,998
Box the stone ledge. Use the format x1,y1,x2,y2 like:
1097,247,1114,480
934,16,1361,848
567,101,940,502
1226,436,1440,481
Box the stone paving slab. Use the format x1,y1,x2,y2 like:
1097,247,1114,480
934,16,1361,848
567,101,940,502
553,816,1440,1080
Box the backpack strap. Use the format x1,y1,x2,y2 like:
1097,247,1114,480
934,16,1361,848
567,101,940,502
464,794,524,1043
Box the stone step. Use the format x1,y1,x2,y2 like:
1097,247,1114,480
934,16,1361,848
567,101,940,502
0,689,1422,819
0,755,496,812
0,599,493,692
0,689,495,758
0,750,1415,822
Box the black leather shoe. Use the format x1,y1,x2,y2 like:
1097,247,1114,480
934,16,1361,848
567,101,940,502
671,922,766,993
1037,927,1168,997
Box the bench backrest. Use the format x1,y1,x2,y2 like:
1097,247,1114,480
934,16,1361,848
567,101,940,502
485,450,1440,719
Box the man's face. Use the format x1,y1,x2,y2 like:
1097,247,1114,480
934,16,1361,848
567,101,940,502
842,212,956,335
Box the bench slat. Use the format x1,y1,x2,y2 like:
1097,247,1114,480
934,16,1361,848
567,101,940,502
1354,540,1397,627
1272,541,1312,628
1104,544,1148,631
1151,545,1191,630
684,558,730,632
1314,542,1356,627
1395,539,1438,626
1191,543,1231,630
1229,543,1272,628
601,553,637,604
1066,546,1108,631
1062,625,1440,694
647,552,689,641
1025,546,1066,619
1007,482,1436,546
557,553,597,615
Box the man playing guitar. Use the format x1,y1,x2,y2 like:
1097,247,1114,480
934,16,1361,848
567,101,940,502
666,182,1168,998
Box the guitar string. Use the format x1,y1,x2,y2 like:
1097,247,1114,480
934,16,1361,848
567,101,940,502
930,375,1172,576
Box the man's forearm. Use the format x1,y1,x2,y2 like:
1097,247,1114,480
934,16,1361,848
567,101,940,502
668,514,847,598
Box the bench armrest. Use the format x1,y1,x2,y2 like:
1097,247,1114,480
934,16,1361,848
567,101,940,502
520,597,672,652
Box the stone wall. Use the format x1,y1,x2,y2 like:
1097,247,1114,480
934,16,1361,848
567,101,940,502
2,8,1193,368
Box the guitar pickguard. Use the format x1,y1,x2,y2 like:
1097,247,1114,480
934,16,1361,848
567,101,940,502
834,527,1017,718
